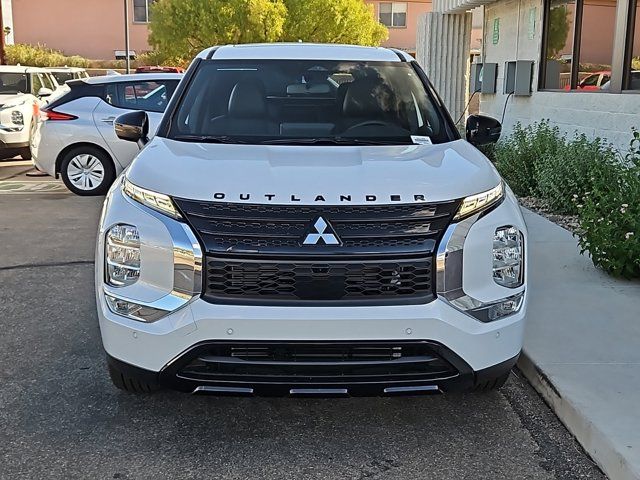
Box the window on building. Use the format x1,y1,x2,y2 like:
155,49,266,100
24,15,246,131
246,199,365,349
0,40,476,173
133,0,153,23
626,0,640,90
379,2,407,27
541,0,576,89
541,0,618,90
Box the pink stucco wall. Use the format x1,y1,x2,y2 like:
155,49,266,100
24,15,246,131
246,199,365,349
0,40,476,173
366,0,432,52
12,0,151,59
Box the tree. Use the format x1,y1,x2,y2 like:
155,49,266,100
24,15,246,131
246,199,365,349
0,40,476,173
148,0,388,62
281,0,387,46
149,0,287,60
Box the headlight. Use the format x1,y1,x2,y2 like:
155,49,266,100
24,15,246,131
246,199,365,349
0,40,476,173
454,182,504,220
11,111,24,125
493,226,524,287
106,224,140,287
123,178,182,219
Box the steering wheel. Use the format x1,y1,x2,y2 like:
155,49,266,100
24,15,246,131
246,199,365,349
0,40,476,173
345,120,395,131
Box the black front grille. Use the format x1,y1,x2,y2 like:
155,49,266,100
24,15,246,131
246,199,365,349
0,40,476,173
174,341,459,385
174,199,459,256
204,257,433,304
172,199,459,304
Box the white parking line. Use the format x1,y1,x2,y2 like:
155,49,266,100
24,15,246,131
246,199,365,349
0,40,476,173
0,160,33,167
0,180,69,194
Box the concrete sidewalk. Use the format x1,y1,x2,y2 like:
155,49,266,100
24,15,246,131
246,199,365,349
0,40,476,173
519,209,640,480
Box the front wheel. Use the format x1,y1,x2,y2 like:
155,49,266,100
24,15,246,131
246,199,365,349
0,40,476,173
60,146,115,196
108,361,160,394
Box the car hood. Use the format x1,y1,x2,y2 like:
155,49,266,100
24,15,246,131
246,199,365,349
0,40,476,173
0,92,30,106
126,137,502,204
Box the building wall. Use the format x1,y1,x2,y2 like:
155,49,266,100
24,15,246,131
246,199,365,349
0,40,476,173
2,0,15,44
11,0,151,59
367,0,432,52
479,0,640,152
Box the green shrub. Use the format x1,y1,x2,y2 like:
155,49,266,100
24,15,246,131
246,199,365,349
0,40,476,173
6,43,90,68
535,134,619,215
575,131,640,278
477,143,496,162
492,120,565,196
135,50,189,68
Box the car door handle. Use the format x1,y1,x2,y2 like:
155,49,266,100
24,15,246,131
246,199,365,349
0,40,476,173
101,116,116,124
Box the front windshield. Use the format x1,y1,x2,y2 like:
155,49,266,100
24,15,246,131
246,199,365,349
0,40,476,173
0,73,28,94
168,60,450,145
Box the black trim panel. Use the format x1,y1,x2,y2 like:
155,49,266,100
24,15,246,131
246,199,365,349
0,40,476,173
107,345,519,397
174,199,460,257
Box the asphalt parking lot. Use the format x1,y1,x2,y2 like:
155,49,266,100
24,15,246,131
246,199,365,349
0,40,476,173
0,160,606,480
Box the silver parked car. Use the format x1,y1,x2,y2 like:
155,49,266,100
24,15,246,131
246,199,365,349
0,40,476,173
31,73,181,195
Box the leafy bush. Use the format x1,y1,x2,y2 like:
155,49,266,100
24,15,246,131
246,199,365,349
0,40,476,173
6,43,90,68
490,120,639,278
575,132,640,278
535,134,618,214
492,121,565,196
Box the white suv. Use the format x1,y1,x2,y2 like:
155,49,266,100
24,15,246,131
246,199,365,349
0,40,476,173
97,44,527,396
0,65,59,159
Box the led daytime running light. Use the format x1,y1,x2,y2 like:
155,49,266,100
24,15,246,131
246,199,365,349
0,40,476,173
123,178,182,219
454,182,504,220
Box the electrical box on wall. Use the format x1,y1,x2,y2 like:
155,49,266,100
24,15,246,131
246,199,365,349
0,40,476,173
504,61,534,96
470,63,498,94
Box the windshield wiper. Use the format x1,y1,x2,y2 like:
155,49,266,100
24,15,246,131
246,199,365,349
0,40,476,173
259,137,412,146
172,134,249,144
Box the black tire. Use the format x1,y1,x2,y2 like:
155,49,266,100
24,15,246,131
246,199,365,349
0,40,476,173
60,146,115,196
19,146,32,160
108,362,160,394
474,370,511,392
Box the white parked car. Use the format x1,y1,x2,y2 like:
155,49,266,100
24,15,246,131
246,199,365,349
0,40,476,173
98,43,527,396
46,66,90,87
31,73,182,195
0,65,60,159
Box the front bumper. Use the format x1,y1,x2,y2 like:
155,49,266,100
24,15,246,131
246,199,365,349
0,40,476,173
97,183,528,395
0,139,29,150
107,344,519,396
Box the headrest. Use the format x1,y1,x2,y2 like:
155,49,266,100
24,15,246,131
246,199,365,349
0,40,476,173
228,79,266,118
342,79,394,118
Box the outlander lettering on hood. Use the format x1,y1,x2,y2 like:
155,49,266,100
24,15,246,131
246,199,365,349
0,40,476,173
212,192,429,202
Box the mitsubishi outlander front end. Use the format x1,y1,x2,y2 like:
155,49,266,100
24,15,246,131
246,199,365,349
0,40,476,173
97,44,527,396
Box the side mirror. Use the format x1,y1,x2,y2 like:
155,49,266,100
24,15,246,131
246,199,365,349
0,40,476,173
114,110,149,149
37,87,53,98
466,114,502,146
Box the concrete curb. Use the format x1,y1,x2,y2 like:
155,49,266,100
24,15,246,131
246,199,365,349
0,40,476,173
517,351,637,480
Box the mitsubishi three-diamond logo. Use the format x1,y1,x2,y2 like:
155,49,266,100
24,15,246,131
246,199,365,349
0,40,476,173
303,217,341,245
